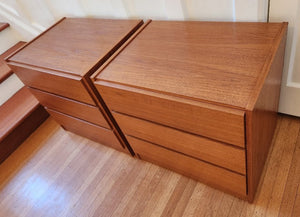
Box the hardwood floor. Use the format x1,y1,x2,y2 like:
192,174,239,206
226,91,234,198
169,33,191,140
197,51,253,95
0,114,299,217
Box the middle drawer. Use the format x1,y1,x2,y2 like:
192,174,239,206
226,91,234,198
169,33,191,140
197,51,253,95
29,87,110,129
113,111,246,174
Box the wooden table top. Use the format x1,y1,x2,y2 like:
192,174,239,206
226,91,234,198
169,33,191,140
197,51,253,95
7,18,143,77
95,21,287,109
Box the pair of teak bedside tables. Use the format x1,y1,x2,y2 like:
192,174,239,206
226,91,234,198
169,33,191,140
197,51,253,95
5,18,287,202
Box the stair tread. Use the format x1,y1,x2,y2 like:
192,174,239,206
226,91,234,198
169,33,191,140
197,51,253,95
0,23,9,32
0,86,39,142
0,41,26,83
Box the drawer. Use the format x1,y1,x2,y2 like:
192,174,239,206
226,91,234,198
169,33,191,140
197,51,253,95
8,63,95,105
46,108,124,152
113,112,246,174
30,88,110,129
128,136,247,197
96,82,245,147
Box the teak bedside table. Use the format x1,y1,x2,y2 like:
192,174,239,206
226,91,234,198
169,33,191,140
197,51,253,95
92,21,288,201
6,17,143,154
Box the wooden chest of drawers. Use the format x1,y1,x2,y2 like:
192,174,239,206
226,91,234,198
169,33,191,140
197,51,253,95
5,18,288,201
92,21,288,201
6,17,143,154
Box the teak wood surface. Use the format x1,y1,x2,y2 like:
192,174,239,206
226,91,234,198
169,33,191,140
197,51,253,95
4,18,288,201
94,21,286,110
246,26,288,202
46,108,124,152
128,136,247,197
98,82,245,147
7,18,143,77
93,21,288,201
29,87,110,129
113,111,246,174
9,63,96,105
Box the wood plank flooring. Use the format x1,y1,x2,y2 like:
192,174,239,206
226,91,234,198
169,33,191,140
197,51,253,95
0,114,299,217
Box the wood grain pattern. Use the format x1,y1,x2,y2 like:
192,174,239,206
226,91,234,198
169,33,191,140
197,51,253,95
127,136,247,198
29,87,110,129
246,23,288,110
278,128,300,217
5,18,145,156
46,108,125,152
0,41,26,83
0,115,298,217
8,63,96,105
3,20,287,202
113,111,246,174
97,81,245,147
84,20,152,157
246,25,288,202
95,21,284,109
7,18,143,77
4,18,66,62
81,76,135,156
92,21,287,201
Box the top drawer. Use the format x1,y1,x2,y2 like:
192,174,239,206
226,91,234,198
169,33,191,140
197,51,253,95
8,63,95,105
96,82,245,147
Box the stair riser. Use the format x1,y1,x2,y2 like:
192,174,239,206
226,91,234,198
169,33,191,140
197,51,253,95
0,105,48,164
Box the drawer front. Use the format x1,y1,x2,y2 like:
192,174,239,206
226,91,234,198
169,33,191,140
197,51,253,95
113,112,246,174
128,136,247,197
47,108,124,152
30,88,110,129
96,82,245,147
9,63,95,105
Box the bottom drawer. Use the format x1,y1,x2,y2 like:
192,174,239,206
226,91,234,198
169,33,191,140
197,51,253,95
47,108,125,152
128,136,247,198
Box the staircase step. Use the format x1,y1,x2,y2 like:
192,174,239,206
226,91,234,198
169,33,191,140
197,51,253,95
0,23,9,32
0,87,49,164
0,87,38,139
0,41,26,83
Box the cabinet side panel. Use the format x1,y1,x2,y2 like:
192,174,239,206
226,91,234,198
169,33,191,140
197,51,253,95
246,29,287,202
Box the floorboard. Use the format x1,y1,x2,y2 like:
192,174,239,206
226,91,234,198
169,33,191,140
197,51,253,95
0,114,299,217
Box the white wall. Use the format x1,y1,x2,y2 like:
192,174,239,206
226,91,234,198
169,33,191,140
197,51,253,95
0,0,269,41
0,26,21,53
0,7,24,106
270,0,300,117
